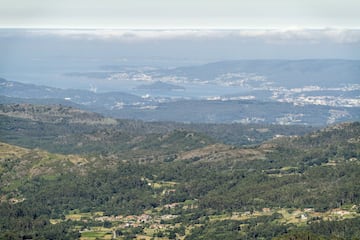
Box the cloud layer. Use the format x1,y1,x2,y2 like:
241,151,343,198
19,28,360,44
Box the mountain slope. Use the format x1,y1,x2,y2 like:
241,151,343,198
0,103,359,239
0,141,88,199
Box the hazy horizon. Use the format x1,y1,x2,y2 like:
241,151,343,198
1,1,360,92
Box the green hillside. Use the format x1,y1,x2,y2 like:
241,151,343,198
0,104,359,239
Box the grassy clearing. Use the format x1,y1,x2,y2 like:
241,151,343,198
66,211,103,221
66,214,84,221
151,181,177,189
80,231,112,240
135,235,153,240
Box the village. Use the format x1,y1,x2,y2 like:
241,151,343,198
58,203,360,240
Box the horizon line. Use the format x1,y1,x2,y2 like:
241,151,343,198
1,27,360,31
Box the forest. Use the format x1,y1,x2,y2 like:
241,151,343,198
0,104,359,239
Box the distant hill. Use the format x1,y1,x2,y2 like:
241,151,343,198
0,104,117,125
0,103,316,151
163,59,360,88
0,77,145,108
135,81,185,91
1,77,359,125
106,99,360,125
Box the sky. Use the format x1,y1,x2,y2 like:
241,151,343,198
0,0,359,29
